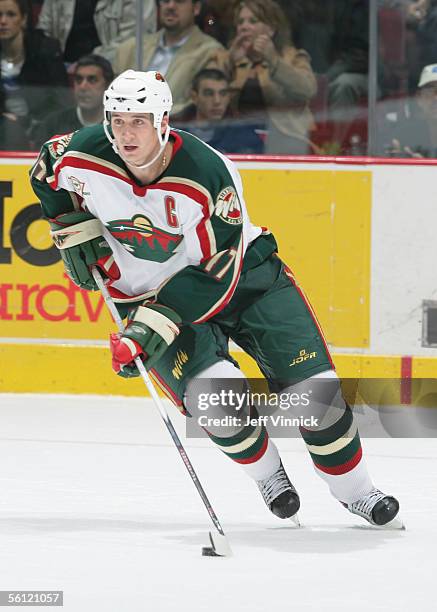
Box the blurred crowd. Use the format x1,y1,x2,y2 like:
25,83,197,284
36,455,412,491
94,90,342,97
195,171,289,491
1,0,437,158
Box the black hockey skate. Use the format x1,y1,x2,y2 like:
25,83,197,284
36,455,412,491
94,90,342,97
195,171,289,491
343,487,402,527
256,462,300,522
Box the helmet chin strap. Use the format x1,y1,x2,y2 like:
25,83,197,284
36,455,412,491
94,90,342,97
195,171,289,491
103,121,170,171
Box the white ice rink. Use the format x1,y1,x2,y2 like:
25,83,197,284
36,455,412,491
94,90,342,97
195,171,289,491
0,393,436,611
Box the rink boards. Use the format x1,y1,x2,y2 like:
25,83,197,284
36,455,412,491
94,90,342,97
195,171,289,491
0,154,436,395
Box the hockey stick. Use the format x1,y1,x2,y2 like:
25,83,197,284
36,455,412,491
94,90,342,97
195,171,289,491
91,267,232,557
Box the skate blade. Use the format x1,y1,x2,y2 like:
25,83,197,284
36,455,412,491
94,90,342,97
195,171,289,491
289,512,302,528
365,515,405,530
207,531,233,556
378,515,405,530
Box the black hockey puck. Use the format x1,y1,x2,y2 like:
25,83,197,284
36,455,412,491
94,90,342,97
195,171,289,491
202,546,218,556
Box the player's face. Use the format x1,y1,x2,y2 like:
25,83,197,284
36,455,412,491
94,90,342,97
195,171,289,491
192,78,230,121
159,0,200,33
74,66,107,111
111,113,163,165
0,0,26,42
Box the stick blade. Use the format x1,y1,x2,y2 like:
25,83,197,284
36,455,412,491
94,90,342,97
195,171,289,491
208,531,233,557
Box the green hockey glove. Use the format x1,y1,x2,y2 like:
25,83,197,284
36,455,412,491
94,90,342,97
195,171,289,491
110,303,182,377
49,211,120,290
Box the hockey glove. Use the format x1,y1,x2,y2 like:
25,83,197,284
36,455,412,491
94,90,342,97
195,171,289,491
110,303,182,377
49,211,120,290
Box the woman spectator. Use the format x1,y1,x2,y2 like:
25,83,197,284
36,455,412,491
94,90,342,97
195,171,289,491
0,0,70,140
209,0,317,154
0,81,29,150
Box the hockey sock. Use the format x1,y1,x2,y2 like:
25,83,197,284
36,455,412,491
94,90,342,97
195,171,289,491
185,360,282,482
204,417,281,481
300,403,373,504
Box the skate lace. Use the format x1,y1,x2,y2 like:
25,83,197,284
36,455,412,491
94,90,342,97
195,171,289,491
256,464,292,506
349,488,386,517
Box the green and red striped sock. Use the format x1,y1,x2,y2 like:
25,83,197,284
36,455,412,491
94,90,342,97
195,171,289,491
300,405,373,503
205,420,281,481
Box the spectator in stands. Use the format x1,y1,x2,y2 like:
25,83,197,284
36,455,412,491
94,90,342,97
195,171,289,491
403,0,437,93
37,0,156,65
379,63,437,157
172,68,264,153
0,80,29,150
201,0,308,51
209,0,317,154
325,0,369,150
0,0,70,138
115,0,223,116
34,54,114,147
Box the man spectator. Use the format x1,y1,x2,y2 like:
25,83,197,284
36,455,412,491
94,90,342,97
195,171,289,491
378,63,437,157
37,0,156,65
173,68,264,153
115,0,223,115
33,54,113,146
403,0,437,93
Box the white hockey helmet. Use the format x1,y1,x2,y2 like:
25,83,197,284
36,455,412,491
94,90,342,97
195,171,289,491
103,70,173,169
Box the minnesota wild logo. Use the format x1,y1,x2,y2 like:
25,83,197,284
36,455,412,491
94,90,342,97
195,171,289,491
106,214,183,263
216,187,242,225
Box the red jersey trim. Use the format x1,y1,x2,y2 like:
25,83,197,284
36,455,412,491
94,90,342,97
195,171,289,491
194,234,244,323
283,264,335,370
51,155,132,191
170,130,183,157
107,285,156,304
149,368,183,407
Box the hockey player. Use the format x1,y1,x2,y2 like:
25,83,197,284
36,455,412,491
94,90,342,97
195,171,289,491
30,70,400,527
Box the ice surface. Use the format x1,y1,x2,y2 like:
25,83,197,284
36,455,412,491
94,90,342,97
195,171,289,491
0,393,435,611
